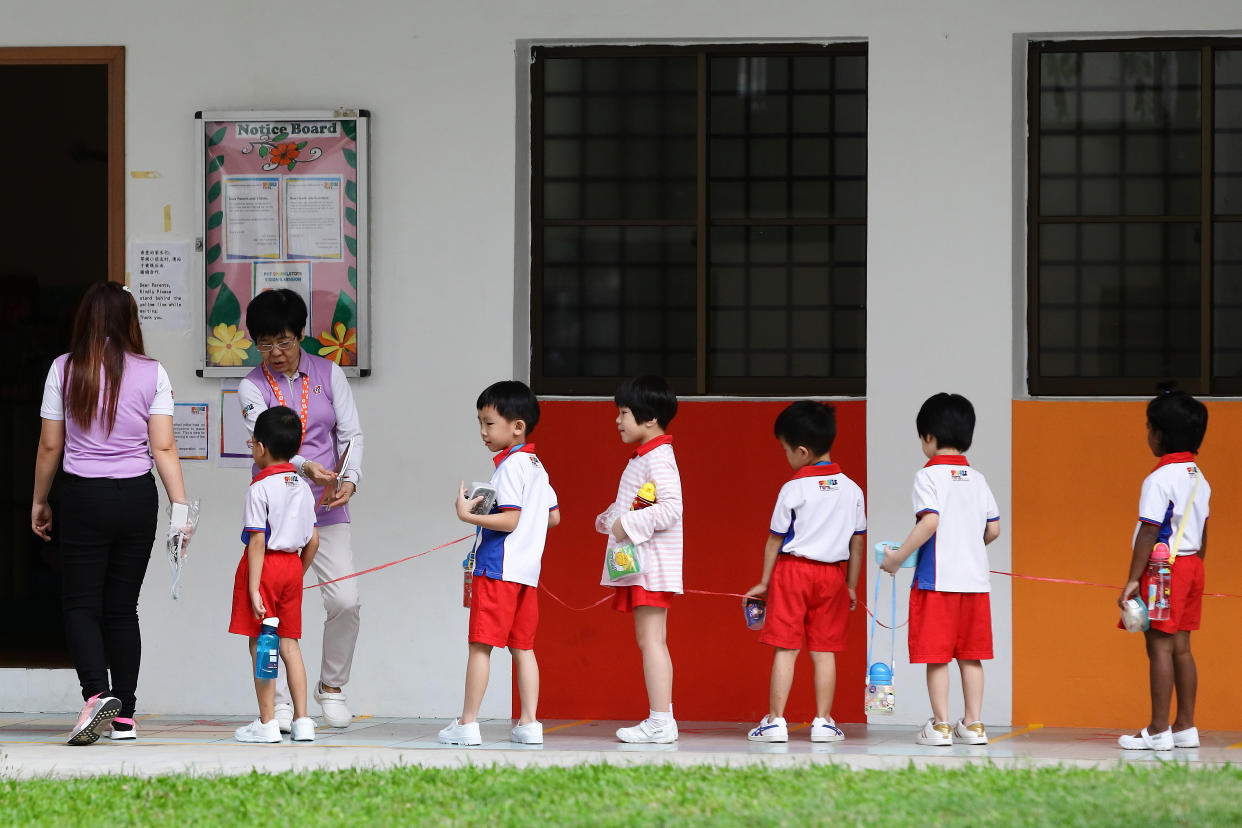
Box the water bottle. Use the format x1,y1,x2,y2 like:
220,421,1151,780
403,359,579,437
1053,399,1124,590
1147,543,1171,621
864,662,895,715
254,617,280,679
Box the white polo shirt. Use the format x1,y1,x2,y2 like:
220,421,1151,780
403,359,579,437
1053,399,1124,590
473,443,558,587
911,456,999,593
1135,453,1210,555
242,463,317,553
769,462,866,563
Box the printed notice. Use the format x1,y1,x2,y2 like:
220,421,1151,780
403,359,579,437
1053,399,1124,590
253,261,312,333
285,176,343,259
174,402,209,460
128,239,192,332
224,176,281,259
219,380,253,469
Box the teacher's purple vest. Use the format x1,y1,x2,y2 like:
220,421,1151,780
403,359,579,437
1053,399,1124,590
245,351,349,526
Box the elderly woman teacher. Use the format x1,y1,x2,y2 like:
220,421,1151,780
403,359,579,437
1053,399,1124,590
238,289,364,730
32,282,188,745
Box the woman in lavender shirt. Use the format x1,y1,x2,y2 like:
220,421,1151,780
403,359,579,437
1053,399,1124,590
31,282,188,745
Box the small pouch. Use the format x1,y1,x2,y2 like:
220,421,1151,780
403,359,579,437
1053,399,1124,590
606,542,642,580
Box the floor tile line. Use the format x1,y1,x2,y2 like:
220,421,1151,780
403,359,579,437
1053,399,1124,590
542,719,593,735
989,723,1044,744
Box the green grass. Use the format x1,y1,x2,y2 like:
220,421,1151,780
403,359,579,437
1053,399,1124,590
2,763,1240,826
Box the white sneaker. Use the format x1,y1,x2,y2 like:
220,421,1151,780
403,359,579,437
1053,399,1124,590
954,719,988,745
315,683,353,728
274,703,294,734
510,721,543,744
235,718,282,743
917,718,953,746
106,717,137,741
438,719,482,746
617,718,678,744
747,715,788,742
291,717,315,741
67,694,121,746
1118,727,1174,751
811,717,845,743
1173,727,1200,748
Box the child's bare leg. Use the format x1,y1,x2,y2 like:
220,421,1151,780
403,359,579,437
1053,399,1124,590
767,648,798,720
249,638,275,722
280,638,309,720
926,663,950,723
958,659,984,724
460,641,493,724
510,647,539,725
634,606,672,713
1144,630,1175,733
809,651,837,720
1171,631,1196,732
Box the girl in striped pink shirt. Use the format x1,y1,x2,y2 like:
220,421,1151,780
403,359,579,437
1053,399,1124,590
595,376,683,744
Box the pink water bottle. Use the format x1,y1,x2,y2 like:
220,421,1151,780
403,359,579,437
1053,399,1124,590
1146,543,1171,621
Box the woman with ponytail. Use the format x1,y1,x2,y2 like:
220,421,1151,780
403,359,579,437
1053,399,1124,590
31,281,187,745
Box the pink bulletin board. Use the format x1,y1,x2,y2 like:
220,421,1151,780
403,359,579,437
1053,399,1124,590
197,110,370,377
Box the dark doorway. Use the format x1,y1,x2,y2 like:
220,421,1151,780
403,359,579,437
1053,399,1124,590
0,48,124,667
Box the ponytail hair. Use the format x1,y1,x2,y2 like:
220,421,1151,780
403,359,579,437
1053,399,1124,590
64,282,146,433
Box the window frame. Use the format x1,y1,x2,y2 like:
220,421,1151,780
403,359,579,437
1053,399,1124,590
530,42,868,397
1027,37,1242,396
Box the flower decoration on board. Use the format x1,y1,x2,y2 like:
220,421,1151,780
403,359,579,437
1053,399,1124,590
317,322,357,366
240,130,323,171
269,142,300,167
207,323,253,367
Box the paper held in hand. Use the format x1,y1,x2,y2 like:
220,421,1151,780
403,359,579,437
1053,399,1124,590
317,439,354,510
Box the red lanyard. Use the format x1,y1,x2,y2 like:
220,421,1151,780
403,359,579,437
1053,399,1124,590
261,364,308,441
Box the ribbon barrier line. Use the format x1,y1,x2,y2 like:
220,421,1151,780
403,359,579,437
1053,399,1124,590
991,569,1242,600
304,534,474,590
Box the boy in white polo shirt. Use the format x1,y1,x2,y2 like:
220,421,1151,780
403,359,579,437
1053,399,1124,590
745,401,865,743
440,380,560,747
881,393,999,746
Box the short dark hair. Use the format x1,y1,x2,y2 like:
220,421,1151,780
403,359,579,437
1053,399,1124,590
477,380,540,435
774,400,837,455
916,393,976,452
254,406,303,461
614,375,678,429
246,289,307,341
1147,383,1207,453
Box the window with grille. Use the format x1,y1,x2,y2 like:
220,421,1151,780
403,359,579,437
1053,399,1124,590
531,45,867,395
1029,40,1242,395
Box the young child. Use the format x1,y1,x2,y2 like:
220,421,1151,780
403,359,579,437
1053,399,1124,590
744,401,865,743
228,406,320,743
440,380,559,746
1117,386,1210,751
595,375,683,744
880,393,999,746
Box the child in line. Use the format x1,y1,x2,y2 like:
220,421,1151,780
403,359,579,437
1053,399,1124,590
1117,386,1210,751
881,393,999,746
440,381,559,746
228,406,320,743
596,376,683,744
745,401,865,743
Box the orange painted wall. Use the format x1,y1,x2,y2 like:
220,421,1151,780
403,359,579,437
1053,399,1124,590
531,400,868,723
1012,401,1242,729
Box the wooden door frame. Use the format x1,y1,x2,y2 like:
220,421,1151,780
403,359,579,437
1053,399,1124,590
0,47,125,282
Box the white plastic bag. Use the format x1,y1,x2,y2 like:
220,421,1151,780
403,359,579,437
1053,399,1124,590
167,498,201,599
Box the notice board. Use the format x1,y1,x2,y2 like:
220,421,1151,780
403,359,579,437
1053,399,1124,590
197,109,370,376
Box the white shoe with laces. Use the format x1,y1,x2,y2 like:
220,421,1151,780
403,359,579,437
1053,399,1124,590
510,721,543,744
916,718,953,746
1118,727,1174,751
747,715,788,742
315,682,353,728
811,717,845,743
953,719,988,745
617,718,678,744
438,719,482,746
291,717,316,742
234,718,282,743
273,703,294,734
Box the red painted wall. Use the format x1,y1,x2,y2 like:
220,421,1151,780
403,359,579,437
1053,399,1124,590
530,399,867,723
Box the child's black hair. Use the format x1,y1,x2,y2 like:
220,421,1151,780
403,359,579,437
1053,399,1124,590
254,406,303,462
916,392,976,452
246,289,308,341
774,400,837,456
477,380,540,435
1147,382,1207,453
614,375,678,430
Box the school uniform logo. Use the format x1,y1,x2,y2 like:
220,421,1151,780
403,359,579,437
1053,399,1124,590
818,479,838,492
950,469,969,482
283,475,299,488
1187,466,1198,477
312,385,324,394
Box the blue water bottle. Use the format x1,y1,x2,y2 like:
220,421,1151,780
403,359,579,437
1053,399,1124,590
254,617,280,680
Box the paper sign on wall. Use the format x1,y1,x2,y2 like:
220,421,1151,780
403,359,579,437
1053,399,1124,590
174,402,209,460
128,239,192,332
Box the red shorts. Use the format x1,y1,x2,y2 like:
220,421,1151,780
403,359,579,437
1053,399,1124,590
1138,554,1204,635
612,585,674,613
908,585,992,663
228,551,304,639
469,576,538,649
758,555,849,652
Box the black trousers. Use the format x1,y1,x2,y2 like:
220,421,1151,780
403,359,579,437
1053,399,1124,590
58,472,157,718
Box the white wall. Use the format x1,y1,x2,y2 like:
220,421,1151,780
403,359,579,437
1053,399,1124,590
4,0,1242,721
